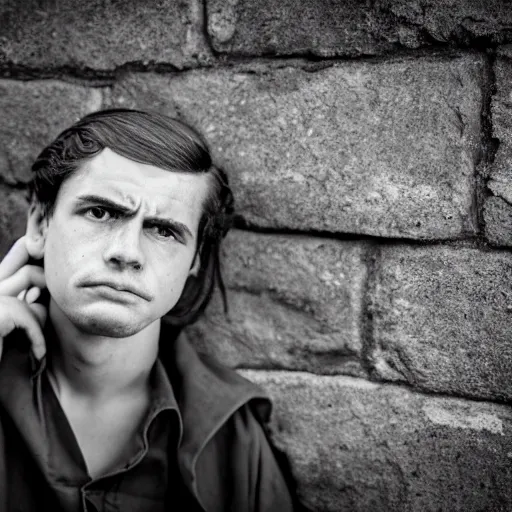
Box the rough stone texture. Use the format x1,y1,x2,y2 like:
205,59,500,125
207,0,512,57
185,230,367,376
0,80,102,184
111,54,483,239
243,370,512,512
484,196,512,246
490,46,512,178
485,45,512,246
370,245,512,402
0,186,28,257
0,0,210,71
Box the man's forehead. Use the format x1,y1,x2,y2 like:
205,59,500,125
62,148,211,214
77,183,180,214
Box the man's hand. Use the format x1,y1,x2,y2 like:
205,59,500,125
0,237,47,361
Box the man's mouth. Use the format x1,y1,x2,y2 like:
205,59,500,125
81,280,152,301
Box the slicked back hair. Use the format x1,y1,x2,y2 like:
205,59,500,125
30,108,234,326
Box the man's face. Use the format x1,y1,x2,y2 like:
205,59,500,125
37,147,210,338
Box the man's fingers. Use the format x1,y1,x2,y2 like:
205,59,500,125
29,302,47,328
0,265,46,297
0,237,30,281
0,240,48,361
25,287,41,304
0,299,46,360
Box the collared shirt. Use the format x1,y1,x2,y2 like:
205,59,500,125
11,352,183,512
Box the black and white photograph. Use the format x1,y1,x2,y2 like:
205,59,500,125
0,1,511,511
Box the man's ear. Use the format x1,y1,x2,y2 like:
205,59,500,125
25,202,48,260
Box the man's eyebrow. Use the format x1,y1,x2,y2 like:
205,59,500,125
75,194,194,240
76,194,135,215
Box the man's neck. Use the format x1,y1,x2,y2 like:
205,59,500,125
46,300,161,403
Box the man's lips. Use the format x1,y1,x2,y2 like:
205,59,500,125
80,280,152,301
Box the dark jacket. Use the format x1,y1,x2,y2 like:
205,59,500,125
0,323,295,511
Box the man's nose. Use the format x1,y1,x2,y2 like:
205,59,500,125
103,221,145,271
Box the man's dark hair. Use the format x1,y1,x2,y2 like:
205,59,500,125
29,108,234,326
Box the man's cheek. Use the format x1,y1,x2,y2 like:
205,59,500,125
159,281,183,311
42,249,67,297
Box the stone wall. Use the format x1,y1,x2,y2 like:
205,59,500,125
1,1,512,510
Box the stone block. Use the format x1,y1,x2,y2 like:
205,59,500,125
486,47,512,246
111,54,483,239
484,196,512,247
243,370,512,512
185,231,367,376
370,245,512,401
0,186,29,257
207,0,512,57
0,0,210,70
0,80,102,184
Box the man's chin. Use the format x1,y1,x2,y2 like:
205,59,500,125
49,298,163,339
65,310,152,338
77,319,145,338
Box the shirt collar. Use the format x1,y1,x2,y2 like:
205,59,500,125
159,320,271,486
145,358,181,428
27,328,182,455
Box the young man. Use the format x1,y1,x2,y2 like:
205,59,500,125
0,109,295,511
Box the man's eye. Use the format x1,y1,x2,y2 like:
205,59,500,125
86,207,111,220
151,225,177,240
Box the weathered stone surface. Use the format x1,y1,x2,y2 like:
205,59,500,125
491,46,512,176
0,80,102,184
0,0,210,70
111,55,483,239
243,370,512,512
0,186,29,257
207,0,512,57
484,196,512,246
185,231,367,376
486,47,512,246
370,245,512,402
